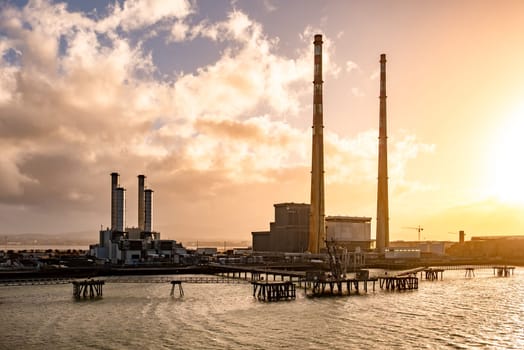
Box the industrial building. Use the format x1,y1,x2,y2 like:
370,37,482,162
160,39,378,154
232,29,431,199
325,216,372,251
252,204,372,253
90,173,186,264
446,235,524,259
252,203,310,253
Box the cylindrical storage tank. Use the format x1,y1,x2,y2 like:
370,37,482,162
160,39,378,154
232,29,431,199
111,172,119,231
138,175,146,231
144,189,153,232
115,187,126,232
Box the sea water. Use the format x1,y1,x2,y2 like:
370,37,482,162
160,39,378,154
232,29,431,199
1,269,523,349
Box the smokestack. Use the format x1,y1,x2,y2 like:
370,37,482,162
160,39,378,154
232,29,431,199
376,54,390,253
110,172,119,231
308,34,326,254
144,189,153,232
138,175,146,231
115,186,126,232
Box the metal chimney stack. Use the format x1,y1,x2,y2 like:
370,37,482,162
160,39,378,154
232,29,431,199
110,172,119,231
138,175,146,231
308,34,326,254
144,188,153,232
376,54,390,253
115,186,126,232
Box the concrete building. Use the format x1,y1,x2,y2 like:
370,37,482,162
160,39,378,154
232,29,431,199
447,235,524,259
252,204,373,253
326,216,372,251
385,247,421,259
388,240,451,256
252,203,310,253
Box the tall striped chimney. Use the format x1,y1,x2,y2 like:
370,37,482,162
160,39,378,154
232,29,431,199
110,172,119,231
138,175,145,231
308,34,326,254
376,54,390,253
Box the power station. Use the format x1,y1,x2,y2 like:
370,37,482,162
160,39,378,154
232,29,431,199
252,35,393,255
90,173,185,264
252,34,375,254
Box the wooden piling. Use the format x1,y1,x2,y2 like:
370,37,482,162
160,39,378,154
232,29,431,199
252,281,296,302
423,268,444,281
307,278,377,297
72,279,105,299
170,281,184,297
378,276,418,291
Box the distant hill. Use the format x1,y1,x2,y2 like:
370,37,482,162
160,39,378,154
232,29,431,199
1,232,251,249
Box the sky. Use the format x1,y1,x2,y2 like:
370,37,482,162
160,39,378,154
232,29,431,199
1,0,524,243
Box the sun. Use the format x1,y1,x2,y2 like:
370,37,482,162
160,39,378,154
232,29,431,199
488,103,524,204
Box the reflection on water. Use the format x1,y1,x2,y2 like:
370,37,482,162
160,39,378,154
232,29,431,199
1,269,524,349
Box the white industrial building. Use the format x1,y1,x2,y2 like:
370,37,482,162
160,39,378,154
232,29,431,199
326,216,372,251
90,173,186,265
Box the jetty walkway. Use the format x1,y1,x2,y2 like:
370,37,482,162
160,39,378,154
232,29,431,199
0,275,249,286
394,264,516,280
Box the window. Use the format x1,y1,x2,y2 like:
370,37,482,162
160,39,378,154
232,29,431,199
315,45,321,55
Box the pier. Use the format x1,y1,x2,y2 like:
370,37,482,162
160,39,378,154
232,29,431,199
72,279,105,299
494,265,515,277
379,276,418,291
106,275,249,284
420,265,516,280
0,278,74,286
423,268,444,281
252,281,296,301
306,277,378,297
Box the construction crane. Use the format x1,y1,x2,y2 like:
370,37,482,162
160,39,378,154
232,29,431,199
402,225,424,241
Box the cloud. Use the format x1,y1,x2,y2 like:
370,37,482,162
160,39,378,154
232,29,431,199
98,0,193,32
325,130,435,193
346,60,359,74
263,0,277,13
170,20,190,42
370,69,379,80
351,87,365,97
0,1,433,237
299,26,341,79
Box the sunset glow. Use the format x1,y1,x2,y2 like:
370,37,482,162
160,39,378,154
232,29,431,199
0,0,523,242
489,103,524,204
